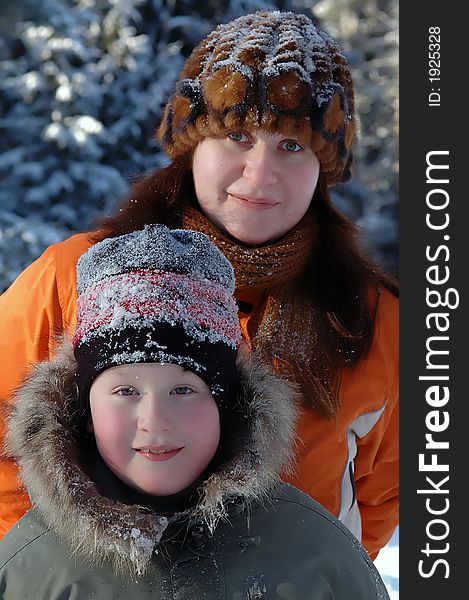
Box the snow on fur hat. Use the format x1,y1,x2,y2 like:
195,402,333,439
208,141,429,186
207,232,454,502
73,225,241,403
157,10,356,186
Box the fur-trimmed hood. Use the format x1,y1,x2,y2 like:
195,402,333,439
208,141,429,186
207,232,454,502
5,342,298,577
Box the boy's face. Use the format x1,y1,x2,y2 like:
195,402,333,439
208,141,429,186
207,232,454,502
89,363,220,496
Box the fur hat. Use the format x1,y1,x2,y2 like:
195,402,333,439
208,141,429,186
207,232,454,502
73,225,241,403
156,10,356,186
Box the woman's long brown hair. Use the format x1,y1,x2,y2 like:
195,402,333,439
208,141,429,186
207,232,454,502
92,156,398,418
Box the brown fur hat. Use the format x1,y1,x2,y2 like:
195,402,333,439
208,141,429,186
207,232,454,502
156,10,356,186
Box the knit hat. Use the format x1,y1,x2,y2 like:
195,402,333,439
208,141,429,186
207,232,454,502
157,10,356,186
73,225,242,405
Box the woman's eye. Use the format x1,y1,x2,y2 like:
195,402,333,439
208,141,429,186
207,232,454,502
281,140,302,153
228,132,249,143
115,386,137,396
171,386,195,395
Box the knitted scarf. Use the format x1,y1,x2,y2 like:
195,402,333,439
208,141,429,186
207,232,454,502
182,206,339,418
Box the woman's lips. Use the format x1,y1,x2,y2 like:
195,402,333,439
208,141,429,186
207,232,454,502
135,447,183,462
229,193,279,209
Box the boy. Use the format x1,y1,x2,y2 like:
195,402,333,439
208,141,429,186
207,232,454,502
0,225,389,598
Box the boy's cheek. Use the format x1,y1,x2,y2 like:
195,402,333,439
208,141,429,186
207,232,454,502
91,404,131,440
189,407,221,449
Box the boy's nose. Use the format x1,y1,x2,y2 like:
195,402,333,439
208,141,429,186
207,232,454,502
137,395,174,433
242,144,277,186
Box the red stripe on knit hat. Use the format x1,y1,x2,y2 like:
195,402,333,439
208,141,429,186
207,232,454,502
73,270,241,348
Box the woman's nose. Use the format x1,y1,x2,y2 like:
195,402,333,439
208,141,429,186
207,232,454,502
243,144,277,186
137,395,174,433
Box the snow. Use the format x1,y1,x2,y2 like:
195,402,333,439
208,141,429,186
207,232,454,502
375,526,399,598
205,11,334,91
76,226,236,294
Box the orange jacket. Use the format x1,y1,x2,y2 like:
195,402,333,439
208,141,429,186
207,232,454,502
0,232,398,559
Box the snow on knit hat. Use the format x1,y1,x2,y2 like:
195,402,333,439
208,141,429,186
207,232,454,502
73,225,241,404
156,10,356,186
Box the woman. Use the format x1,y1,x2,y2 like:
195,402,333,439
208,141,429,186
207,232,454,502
0,10,398,559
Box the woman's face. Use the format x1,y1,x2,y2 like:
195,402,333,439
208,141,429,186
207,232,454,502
89,363,220,496
192,129,320,245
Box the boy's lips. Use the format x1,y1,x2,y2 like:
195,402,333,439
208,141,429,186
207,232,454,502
134,446,184,461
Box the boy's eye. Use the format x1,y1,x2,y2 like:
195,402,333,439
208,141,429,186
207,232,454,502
228,132,249,143
115,386,138,396
281,140,302,153
171,386,195,395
